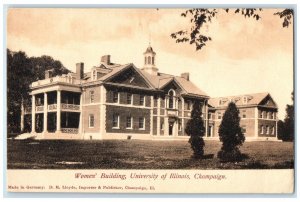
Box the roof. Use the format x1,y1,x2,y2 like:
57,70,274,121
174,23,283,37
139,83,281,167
144,45,156,54
140,70,208,97
208,92,274,107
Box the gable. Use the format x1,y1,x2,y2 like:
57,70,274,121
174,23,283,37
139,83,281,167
259,95,277,108
161,79,184,95
107,66,151,88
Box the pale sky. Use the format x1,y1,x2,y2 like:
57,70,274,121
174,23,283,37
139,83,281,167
7,8,293,119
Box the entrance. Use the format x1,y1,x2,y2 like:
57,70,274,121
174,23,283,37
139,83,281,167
169,122,174,136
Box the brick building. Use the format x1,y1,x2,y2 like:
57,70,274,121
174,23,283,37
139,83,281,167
20,45,278,141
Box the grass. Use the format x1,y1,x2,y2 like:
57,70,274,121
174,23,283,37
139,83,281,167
7,139,294,169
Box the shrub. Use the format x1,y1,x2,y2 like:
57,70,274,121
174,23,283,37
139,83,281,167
185,101,205,158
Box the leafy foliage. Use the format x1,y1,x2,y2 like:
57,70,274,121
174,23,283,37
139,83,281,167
274,9,294,28
171,8,293,51
7,49,70,133
185,101,205,158
278,92,294,141
218,102,245,162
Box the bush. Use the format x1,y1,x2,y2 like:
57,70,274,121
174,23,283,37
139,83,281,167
218,102,245,162
185,101,205,158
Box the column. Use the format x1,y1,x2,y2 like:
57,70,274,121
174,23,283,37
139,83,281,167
100,86,106,137
31,95,36,133
150,95,154,136
79,92,83,135
275,112,278,139
254,107,259,137
20,98,24,132
43,92,48,133
157,97,161,136
205,100,209,137
181,97,185,136
56,90,61,132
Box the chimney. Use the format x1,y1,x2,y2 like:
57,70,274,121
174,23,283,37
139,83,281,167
181,72,189,81
45,69,53,79
101,55,111,65
76,63,84,79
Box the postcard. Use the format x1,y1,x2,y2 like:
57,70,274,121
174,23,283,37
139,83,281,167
6,7,294,194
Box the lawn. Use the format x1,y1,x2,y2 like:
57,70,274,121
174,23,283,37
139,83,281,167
7,139,294,169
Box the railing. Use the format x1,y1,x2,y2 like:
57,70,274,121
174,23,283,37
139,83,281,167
35,106,44,112
48,104,57,111
31,75,82,87
61,103,80,111
61,128,79,134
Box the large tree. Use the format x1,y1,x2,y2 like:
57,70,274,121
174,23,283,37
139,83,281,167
278,92,294,141
218,102,245,162
171,8,293,51
185,100,205,158
7,49,70,134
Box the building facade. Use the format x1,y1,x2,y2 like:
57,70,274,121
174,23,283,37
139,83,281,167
20,45,278,141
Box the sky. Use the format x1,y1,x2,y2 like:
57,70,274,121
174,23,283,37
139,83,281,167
7,8,294,119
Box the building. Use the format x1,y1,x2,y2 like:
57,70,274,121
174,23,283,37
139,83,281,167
20,45,278,141
208,93,278,141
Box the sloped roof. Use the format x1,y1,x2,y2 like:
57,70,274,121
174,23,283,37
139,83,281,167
208,92,274,107
140,70,208,97
98,64,131,81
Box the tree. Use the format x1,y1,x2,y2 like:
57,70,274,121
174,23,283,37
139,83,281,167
218,102,245,162
185,100,205,158
171,8,293,51
7,49,70,134
278,92,294,141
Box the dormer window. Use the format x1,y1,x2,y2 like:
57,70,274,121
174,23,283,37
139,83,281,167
92,70,96,81
243,96,248,104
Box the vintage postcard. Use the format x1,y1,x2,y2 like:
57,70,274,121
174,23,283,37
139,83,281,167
6,7,294,194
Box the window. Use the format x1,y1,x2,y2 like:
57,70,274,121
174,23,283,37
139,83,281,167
160,121,164,130
90,91,95,103
208,113,212,120
178,120,182,131
92,70,96,81
152,57,155,65
259,111,263,118
269,112,273,119
272,126,275,135
168,90,175,109
89,114,94,128
241,126,246,133
127,93,132,104
187,101,191,110
261,111,265,119
243,96,248,104
148,56,151,64
266,125,269,134
138,117,145,129
144,57,147,65
242,110,246,118
217,112,222,119
139,95,145,106
273,112,276,119
112,91,119,103
126,116,132,129
112,114,119,128
260,126,264,134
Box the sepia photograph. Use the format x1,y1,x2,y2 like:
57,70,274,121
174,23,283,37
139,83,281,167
5,7,295,193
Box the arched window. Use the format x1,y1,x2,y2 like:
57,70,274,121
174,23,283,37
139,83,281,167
152,57,155,65
168,90,175,109
148,56,151,64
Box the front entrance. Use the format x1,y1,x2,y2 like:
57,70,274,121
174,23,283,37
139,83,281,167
168,117,177,136
169,122,174,136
